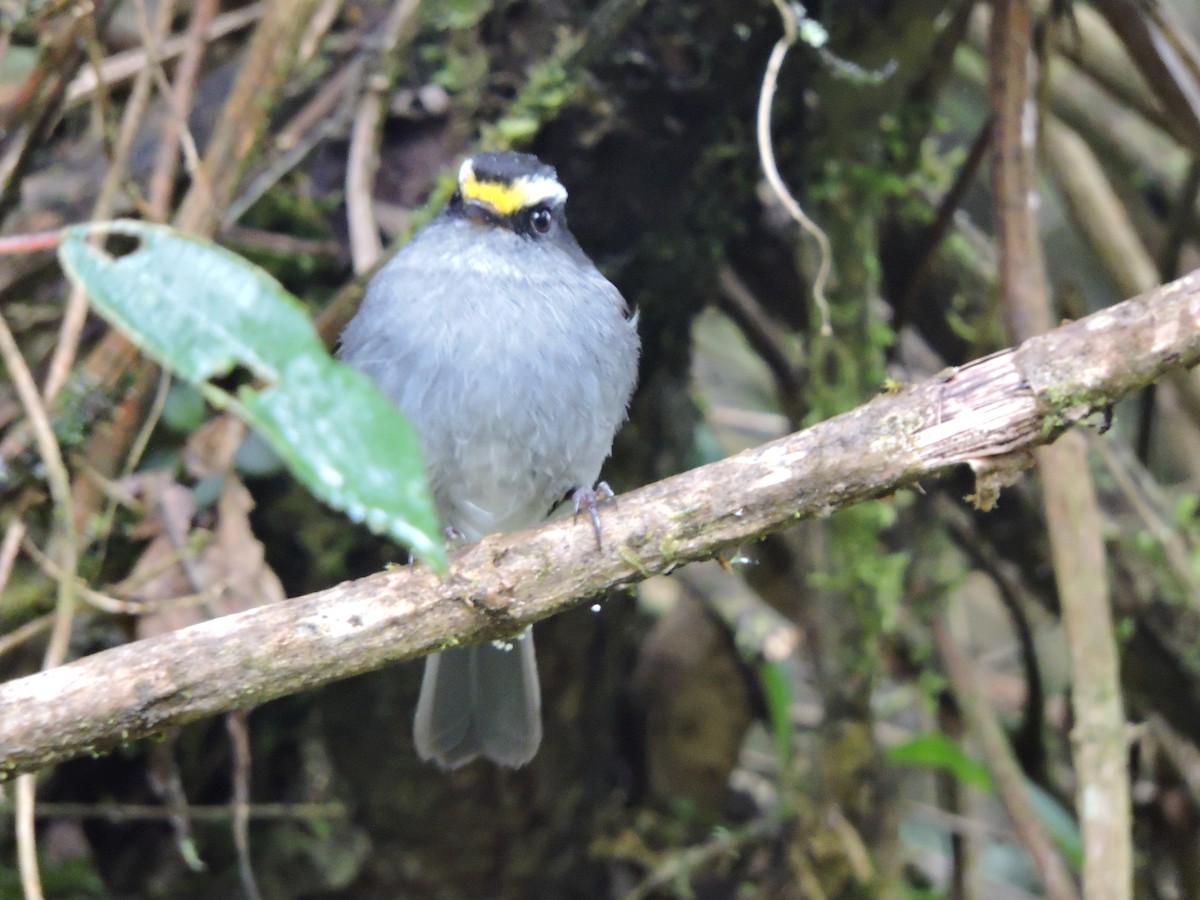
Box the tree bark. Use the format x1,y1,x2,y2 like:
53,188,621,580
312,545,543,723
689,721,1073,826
3,267,1200,779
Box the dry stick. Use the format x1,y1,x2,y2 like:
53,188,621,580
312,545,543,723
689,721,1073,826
132,0,212,223
0,518,25,599
716,265,803,408
345,82,384,272
1051,3,1167,136
1094,437,1200,603
991,2,1128,898
0,15,91,228
226,710,262,900
894,116,992,333
0,801,346,822
1043,118,1160,301
41,0,178,404
2,269,1200,778
0,616,54,663
20,534,223,617
345,0,422,272
14,774,40,900
1089,0,1200,155
959,27,1186,220
221,59,360,228
175,0,328,233
1043,99,1200,471
989,2,1052,340
148,0,220,221
937,494,1048,784
297,0,344,65
1039,429,1125,879
1043,119,1200,598
0,309,78,899
932,618,1073,899
64,3,265,108
0,316,79,573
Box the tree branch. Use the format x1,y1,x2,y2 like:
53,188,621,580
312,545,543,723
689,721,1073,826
3,270,1200,779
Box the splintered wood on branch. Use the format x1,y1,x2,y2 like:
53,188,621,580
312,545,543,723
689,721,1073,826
2,270,1200,778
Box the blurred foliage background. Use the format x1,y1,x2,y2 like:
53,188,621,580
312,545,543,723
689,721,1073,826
3,0,1200,897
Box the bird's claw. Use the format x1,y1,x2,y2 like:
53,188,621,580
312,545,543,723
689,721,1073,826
573,481,615,550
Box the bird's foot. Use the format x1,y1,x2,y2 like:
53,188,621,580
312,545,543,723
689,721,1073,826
573,481,616,550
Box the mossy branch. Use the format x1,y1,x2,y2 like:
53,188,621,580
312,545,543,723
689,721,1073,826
2,269,1200,779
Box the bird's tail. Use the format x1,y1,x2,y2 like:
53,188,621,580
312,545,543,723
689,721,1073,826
413,628,542,769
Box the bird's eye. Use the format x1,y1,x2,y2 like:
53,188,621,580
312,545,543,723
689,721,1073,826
529,206,553,235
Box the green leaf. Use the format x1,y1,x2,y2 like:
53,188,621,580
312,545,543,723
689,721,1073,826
59,222,321,383
758,661,794,768
886,732,993,791
1027,779,1083,870
58,221,445,572
162,380,206,433
888,733,1082,870
237,356,442,562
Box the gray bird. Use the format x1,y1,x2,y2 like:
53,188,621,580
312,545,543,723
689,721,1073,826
338,151,640,768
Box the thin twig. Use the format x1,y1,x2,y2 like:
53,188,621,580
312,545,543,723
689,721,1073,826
625,815,782,900
0,306,79,900
21,534,225,617
15,773,42,900
894,117,993,332
346,86,385,272
174,0,330,234
125,370,172,481
298,0,345,64
86,369,174,554
933,617,1077,900
0,230,63,255
346,0,422,272
936,493,1048,784
0,517,25,599
64,3,265,107
131,0,211,222
147,739,205,872
0,800,347,822
0,312,77,665
148,0,220,221
221,60,360,227
716,265,804,414
757,0,833,335
1093,437,1200,604
41,0,178,404
226,710,263,900
0,614,54,662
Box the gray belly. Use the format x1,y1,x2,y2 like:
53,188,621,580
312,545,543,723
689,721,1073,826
409,348,614,537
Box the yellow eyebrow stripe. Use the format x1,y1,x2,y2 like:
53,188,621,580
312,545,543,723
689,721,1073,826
460,175,530,216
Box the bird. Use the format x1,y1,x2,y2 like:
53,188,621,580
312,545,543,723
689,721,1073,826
337,150,640,768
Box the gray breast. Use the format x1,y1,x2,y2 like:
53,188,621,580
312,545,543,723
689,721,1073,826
338,218,639,538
